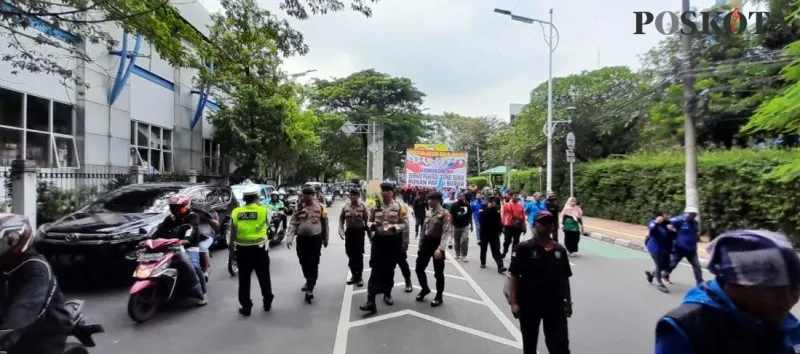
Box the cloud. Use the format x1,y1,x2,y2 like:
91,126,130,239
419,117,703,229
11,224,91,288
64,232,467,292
201,0,719,119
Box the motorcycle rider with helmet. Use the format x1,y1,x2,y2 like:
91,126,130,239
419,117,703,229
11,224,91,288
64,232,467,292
151,194,208,305
0,213,72,354
268,191,286,233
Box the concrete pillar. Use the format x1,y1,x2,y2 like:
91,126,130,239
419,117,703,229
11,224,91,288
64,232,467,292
130,165,145,184
11,160,37,230
187,169,197,183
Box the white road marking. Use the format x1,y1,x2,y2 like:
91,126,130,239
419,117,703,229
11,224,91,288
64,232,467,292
333,269,355,354
348,309,522,349
361,267,467,281
351,282,485,305
444,248,524,344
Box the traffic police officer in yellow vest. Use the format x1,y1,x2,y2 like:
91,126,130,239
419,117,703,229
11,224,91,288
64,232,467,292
230,184,274,316
287,187,329,303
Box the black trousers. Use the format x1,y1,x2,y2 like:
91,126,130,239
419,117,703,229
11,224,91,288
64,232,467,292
551,225,560,243
345,227,366,280
502,226,523,255
368,235,399,295
296,234,323,290
416,237,445,296
236,245,273,309
563,230,581,253
414,215,425,236
397,246,412,284
479,233,504,268
520,305,570,354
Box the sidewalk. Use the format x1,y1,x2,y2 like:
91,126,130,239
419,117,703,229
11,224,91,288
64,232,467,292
581,216,710,259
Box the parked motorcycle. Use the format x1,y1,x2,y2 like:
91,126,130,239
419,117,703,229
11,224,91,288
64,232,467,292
228,246,238,277
268,213,286,246
63,300,104,354
127,235,197,323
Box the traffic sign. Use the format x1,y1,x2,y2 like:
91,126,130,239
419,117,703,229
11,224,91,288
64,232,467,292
340,122,357,135
566,150,575,163
566,132,575,150
368,143,380,153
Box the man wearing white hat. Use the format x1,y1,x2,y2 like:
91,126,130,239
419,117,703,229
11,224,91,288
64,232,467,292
663,206,703,285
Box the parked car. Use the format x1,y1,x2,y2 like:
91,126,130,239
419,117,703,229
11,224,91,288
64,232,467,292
36,183,238,271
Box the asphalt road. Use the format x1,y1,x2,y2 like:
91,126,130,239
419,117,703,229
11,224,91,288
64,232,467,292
63,201,724,354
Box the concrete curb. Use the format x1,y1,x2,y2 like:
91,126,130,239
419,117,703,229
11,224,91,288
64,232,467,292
585,231,709,267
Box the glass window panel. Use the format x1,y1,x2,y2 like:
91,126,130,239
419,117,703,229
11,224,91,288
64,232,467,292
203,157,211,172
26,95,49,132
213,143,220,158
0,87,23,128
150,126,160,149
138,147,149,168
163,129,172,151
129,147,142,166
53,101,72,135
53,136,78,168
137,124,149,147
163,152,172,172
151,149,161,173
130,121,136,145
0,127,22,166
26,131,51,167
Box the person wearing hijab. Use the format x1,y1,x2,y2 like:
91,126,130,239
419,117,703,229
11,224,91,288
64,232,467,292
560,197,583,256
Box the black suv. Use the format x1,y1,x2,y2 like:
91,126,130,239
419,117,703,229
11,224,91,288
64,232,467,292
36,183,238,271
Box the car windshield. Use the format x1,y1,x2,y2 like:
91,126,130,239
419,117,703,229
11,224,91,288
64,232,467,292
84,186,185,214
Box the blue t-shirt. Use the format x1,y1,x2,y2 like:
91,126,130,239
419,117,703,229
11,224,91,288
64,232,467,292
524,200,546,228
471,199,485,219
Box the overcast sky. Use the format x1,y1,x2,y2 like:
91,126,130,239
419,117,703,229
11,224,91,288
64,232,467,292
199,0,720,120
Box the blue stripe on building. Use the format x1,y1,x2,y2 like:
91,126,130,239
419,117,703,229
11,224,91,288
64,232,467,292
0,2,79,43
130,65,175,91
206,101,220,111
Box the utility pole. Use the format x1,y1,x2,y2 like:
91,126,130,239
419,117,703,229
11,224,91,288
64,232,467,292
680,0,699,212
545,8,554,193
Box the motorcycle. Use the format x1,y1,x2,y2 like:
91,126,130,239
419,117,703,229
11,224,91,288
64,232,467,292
285,195,298,215
268,213,286,246
63,300,104,354
127,233,197,323
227,246,238,277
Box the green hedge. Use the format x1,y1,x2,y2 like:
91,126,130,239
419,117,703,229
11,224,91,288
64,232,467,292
467,176,489,188
556,149,800,242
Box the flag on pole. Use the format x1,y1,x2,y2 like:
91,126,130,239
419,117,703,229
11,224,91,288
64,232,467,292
436,175,444,191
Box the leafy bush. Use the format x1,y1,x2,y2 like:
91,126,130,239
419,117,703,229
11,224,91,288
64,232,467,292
508,169,541,195
556,149,800,243
37,182,100,225
467,176,489,188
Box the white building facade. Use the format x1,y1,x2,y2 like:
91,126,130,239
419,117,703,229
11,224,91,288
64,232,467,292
0,1,222,175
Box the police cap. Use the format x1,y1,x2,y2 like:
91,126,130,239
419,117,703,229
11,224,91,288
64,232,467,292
302,187,316,195
380,182,395,192
349,188,361,195
427,191,443,201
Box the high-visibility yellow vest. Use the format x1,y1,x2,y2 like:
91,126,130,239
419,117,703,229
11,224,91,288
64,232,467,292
231,203,268,246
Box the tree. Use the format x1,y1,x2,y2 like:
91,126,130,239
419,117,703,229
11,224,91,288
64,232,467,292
1,0,379,86
310,69,427,178
1,0,206,86
197,0,318,178
741,2,800,180
486,66,654,169
426,112,505,174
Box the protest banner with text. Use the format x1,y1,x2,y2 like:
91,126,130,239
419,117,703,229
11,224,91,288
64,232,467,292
404,149,468,189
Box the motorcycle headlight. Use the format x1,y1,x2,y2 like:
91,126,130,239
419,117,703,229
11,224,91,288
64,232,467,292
134,267,152,279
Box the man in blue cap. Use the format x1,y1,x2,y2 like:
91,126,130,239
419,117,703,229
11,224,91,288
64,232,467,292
655,229,800,353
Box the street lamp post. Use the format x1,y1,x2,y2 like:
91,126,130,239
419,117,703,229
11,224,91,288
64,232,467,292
494,8,560,192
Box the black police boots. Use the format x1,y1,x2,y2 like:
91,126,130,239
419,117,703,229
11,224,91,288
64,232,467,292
239,306,252,316
383,294,394,306
431,296,443,307
305,290,314,303
360,294,377,314
416,288,431,302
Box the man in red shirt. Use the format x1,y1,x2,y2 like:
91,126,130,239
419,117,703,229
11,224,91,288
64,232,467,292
501,190,527,258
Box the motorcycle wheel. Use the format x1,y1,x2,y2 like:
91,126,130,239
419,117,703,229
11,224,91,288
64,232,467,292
228,250,238,277
64,342,89,354
127,286,161,323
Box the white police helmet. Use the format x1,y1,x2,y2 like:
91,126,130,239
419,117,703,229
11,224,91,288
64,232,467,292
243,184,261,196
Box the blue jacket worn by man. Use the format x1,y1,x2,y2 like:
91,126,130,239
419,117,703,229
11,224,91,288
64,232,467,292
655,230,800,354
646,219,673,255
523,199,545,229
669,215,698,252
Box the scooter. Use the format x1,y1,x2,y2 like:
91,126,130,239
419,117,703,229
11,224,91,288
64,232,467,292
127,233,198,323
268,213,286,246
63,300,104,354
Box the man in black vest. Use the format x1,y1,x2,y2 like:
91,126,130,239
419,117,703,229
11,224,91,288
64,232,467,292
655,230,800,354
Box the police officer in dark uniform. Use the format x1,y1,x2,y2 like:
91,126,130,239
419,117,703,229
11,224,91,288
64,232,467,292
506,211,572,354
287,187,329,303
339,188,370,287
415,191,453,307
360,182,408,314
394,192,414,293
